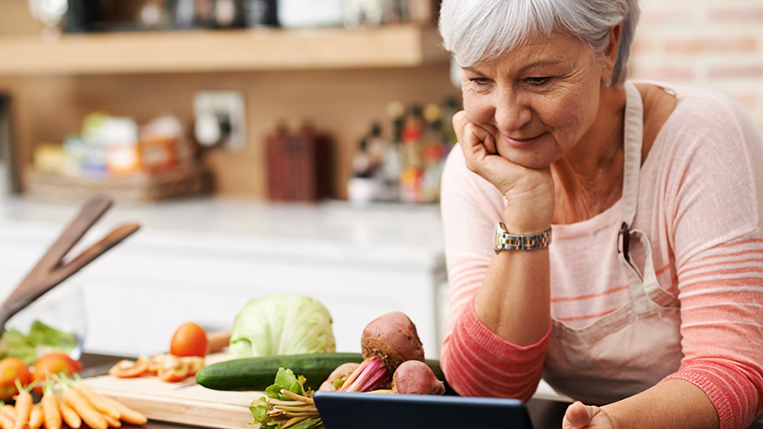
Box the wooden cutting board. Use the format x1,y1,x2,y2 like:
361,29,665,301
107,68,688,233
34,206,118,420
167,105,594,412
82,353,263,429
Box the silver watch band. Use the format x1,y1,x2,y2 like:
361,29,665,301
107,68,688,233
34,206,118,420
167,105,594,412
493,222,552,253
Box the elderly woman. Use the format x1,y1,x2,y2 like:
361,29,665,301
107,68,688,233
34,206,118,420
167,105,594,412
437,1,763,428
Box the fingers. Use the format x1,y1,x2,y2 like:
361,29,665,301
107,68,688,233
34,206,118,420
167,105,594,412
562,401,596,429
453,111,497,155
452,110,469,147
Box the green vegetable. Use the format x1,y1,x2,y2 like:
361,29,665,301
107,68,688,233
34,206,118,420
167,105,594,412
228,294,336,360
250,367,323,429
0,320,78,365
196,352,447,393
196,352,364,392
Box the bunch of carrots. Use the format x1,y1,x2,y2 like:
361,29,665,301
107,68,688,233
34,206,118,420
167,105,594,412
0,378,146,429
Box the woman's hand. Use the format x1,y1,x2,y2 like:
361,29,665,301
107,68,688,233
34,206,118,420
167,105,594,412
453,110,555,232
454,110,514,192
563,401,614,429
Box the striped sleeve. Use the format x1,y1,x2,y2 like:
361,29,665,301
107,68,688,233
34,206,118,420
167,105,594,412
441,292,550,401
654,89,763,429
439,146,548,401
663,236,763,429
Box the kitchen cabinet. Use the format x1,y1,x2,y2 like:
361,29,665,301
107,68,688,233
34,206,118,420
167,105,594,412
0,194,448,358
0,24,459,200
0,25,446,75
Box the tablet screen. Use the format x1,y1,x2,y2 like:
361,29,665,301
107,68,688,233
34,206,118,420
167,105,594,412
314,391,534,429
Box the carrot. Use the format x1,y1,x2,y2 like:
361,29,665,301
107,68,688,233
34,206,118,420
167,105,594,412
95,396,147,426
59,403,81,429
40,392,62,429
0,405,14,421
62,387,107,429
0,411,12,429
12,381,32,429
27,404,42,429
101,413,121,428
73,384,120,420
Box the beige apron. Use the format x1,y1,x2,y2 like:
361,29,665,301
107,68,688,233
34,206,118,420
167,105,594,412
543,82,683,405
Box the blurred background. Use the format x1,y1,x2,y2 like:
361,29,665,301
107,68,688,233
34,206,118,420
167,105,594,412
0,0,760,204
0,0,760,359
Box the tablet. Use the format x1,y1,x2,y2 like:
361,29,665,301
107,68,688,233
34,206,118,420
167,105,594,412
313,391,534,429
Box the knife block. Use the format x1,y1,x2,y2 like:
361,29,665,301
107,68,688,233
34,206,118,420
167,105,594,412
264,123,333,202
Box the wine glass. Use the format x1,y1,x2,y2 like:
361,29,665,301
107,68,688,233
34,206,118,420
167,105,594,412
2,283,87,362
28,0,69,40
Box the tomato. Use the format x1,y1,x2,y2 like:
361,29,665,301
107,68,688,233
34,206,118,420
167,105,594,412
170,322,209,357
108,357,149,378
181,356,205,376
0,357,32,401
32,353,83,395
157,355,189,382
33,352,82,377
147,354,169,375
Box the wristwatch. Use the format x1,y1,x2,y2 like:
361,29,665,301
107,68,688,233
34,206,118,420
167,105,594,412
493,222,552,253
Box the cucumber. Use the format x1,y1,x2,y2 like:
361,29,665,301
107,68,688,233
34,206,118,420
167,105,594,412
196,352,364,391
195,352,445,392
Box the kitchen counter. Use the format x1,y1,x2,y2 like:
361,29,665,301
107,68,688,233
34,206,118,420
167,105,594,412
79,354,763,429
0,190,448,357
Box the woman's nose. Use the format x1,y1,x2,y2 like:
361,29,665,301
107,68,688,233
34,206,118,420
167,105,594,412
495,91,532,132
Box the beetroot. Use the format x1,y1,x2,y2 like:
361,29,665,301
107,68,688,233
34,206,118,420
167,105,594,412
361,311,425,372
391,360,445,395
319,362,359,391
335,311,426,393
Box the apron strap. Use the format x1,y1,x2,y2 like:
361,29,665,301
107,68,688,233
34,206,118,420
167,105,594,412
618,82,644,262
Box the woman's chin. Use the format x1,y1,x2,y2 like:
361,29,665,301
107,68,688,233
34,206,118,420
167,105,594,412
499,151,553,170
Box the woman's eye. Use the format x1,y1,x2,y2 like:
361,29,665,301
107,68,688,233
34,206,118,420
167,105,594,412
469,77,490,85
525,77,550,86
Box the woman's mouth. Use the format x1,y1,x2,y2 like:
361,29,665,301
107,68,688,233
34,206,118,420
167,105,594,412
504,133,545,148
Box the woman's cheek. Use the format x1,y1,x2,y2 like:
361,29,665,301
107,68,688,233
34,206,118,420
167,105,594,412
462,89,494,126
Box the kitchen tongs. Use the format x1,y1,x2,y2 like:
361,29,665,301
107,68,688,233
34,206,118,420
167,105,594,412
0,195,140,331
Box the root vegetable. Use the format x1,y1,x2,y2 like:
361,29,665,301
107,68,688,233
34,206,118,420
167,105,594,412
336,312,425,394
12,382,32,429
335,311,426,393
361,312,425,372
62,386,108,429
59,403,81,429
391,360,445,395
252,311,431,428
319,363,359,391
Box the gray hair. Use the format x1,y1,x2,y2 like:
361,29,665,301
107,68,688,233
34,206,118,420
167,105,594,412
439,0,640,86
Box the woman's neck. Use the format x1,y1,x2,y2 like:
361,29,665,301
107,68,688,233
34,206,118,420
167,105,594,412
551,84,627,224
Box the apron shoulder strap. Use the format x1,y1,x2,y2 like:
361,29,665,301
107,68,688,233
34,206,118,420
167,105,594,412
619,82,645,262
622,81,644,228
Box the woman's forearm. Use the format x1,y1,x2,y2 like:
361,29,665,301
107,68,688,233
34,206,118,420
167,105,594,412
603,379,719,429
473,247,551,346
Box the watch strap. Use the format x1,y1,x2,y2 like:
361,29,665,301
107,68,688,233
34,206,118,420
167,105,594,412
493,222,552,253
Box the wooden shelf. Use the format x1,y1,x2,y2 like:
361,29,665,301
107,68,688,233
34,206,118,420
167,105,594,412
0,24,448,76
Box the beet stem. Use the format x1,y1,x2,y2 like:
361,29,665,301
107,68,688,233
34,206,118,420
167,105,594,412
340,357,390,393
279,389,315,405
338,358,371,391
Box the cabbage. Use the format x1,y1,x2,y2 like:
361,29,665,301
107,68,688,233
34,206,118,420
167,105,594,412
228,293,336,359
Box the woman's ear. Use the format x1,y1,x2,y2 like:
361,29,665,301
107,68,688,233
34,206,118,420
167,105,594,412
601,24,622,83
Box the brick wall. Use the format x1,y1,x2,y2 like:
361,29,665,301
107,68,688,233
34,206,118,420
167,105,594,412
629,0,763,130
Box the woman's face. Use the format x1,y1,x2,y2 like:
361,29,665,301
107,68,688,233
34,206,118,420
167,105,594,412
460,32,612,169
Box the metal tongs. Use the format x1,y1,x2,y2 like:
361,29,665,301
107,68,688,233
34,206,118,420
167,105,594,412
0,195,140,332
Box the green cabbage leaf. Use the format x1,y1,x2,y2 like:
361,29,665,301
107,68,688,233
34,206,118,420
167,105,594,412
228,293,336,359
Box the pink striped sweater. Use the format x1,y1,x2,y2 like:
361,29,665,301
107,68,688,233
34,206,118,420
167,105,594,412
439,83,763,429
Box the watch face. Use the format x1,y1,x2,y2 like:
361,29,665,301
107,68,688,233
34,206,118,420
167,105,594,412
493,222,505,253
